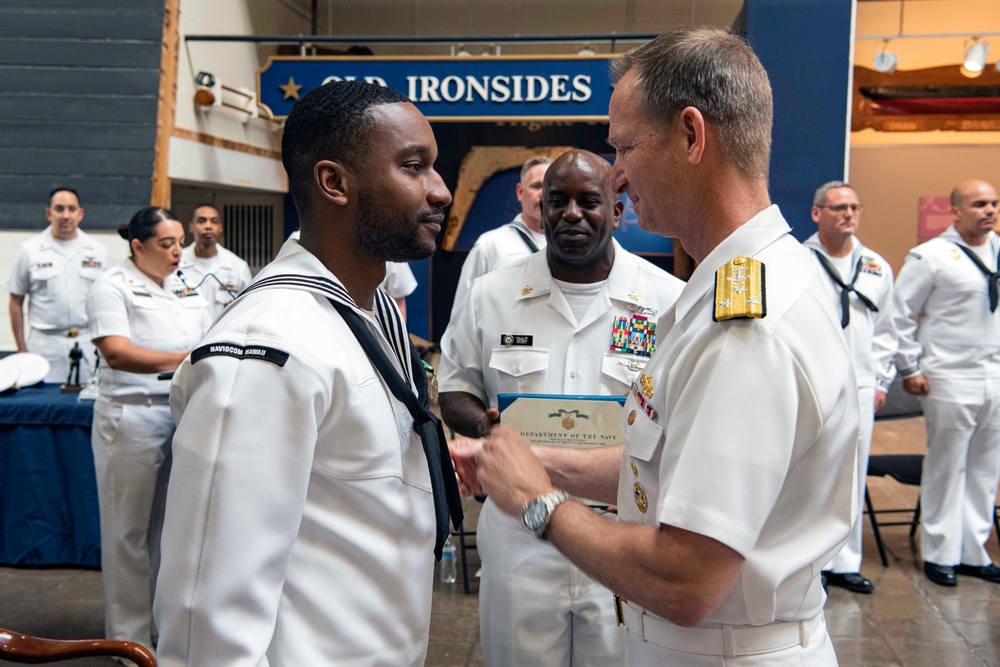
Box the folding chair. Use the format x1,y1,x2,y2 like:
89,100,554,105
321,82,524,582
0,626,155,665
453,518,479,595
865,454,923,567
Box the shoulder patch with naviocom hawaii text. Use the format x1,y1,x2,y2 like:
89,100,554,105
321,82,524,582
191,343,289,367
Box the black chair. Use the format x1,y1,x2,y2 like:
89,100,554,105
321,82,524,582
453,518,479,595
865,454,924,567
866,454,1000,566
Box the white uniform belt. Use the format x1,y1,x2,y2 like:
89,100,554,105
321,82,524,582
621,601,821,658
35,326,90,338
106,394,170,406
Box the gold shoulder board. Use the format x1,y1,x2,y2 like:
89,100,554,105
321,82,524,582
713,256,766,321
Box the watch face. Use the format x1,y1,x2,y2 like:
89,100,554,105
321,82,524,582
523,499,547,532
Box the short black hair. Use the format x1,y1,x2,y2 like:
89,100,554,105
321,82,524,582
191,203,219,218
281,80,411,214
49,187,80,206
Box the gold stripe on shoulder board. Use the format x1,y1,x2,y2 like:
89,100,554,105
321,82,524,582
713,256,766,321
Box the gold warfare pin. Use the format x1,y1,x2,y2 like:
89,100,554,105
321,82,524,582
633,482,648,513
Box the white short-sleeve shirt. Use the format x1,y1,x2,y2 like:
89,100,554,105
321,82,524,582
86,260,212,399
449,215,547,319
440,240,683,404
617,206,859,628
6,227,112,332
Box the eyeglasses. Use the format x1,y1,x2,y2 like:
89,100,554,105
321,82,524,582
819,204,864,214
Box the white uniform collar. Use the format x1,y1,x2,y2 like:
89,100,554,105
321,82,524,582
122,258,172,295
37,227,94,253
803,233,866,266
181,243,217,266
241,238,412,386
938,225,1000,255
674,204,789,323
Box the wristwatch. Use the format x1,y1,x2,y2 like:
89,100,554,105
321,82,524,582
522,490,572,538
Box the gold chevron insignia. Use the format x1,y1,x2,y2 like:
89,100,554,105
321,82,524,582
713,256,766,321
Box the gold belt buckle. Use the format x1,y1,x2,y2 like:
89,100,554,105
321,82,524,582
614,594,626,626
67,327,79,338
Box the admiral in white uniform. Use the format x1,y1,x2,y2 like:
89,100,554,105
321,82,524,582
459,29,859,667
154,80,461,667
893,178,1000,587
440,150,683,667
178,204,253,318
86,207,211,651
6,187,111,383
450,156,552,318
804,181,898,594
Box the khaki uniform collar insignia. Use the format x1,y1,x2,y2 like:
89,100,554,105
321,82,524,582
714,255,766,321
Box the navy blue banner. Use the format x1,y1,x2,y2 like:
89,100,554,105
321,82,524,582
258,56,614,120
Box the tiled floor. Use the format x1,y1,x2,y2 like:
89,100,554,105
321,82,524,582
2,415,999,666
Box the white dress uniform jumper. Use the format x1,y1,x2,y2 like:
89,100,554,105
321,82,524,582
804,234,898,574
893,226,1000,567
154,239,461,667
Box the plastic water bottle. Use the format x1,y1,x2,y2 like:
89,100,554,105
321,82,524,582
439,537,457,584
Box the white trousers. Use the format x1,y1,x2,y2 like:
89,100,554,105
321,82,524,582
919,377,1000,566
91,396,174,650
624,612,838,667
827,386,875,574
28,328,97,384
478,499,624,667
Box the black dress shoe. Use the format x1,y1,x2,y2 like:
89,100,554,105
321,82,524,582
924,562,957,586
824,571,873,594
954,563,1000,583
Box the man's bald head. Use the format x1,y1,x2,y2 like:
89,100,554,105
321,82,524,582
542,149,622,283
544,149,614,198
950,178,998,244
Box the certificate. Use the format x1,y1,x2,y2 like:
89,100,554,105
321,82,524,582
497,393,626,449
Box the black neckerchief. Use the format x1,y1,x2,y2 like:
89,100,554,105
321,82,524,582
240,273,463,559
811,249,878,328
952,242,1000,313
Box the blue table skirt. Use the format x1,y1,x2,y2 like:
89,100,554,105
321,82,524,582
0,384,100,567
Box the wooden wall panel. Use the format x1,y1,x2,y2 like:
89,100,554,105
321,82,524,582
0,3,164,230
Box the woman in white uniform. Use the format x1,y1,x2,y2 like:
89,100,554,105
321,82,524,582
86,207,212,650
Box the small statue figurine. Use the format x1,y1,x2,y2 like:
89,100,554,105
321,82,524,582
61,342,84,393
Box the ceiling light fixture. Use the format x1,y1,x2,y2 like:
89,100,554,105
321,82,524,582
873,40,897,73
961,38,988,78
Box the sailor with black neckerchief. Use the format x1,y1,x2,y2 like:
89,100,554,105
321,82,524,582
803,180,898,595
893,178,1000,588
450,155,553,319
154,80,462,667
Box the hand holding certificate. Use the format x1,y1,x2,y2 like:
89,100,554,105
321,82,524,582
498,393,626,449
